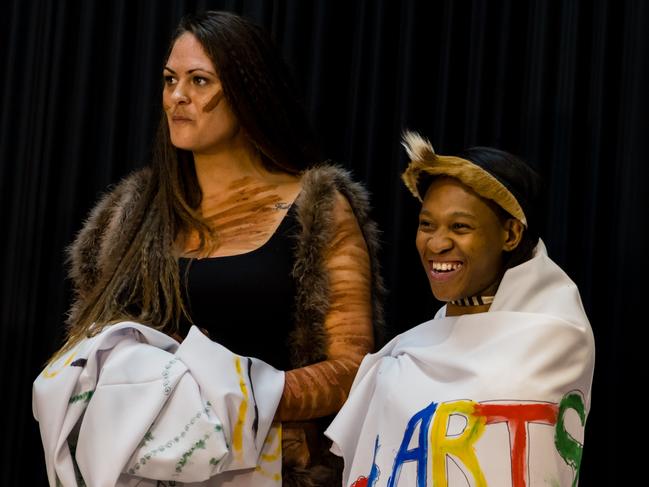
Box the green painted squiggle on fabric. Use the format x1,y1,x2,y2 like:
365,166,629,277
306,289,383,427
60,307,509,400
554,392,587,487
128,404,219,475
138,430,154,448
176,436,209,473
68,390,94,404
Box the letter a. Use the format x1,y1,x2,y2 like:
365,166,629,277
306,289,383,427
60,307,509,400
387,401,437,487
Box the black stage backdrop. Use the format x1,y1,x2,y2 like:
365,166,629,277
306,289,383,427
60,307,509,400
1,0,646,484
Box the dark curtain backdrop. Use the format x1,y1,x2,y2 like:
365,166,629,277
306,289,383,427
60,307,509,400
1,0,646,484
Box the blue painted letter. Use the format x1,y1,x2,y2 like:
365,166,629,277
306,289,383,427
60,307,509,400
387,401,437,487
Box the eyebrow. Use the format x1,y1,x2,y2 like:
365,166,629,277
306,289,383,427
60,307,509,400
420,210,477,220
163,66,217,76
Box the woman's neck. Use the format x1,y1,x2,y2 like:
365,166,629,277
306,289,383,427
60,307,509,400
193,142,264,197
191,139,301,218
444,276,502,317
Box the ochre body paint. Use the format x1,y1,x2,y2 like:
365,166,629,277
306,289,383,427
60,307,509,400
202,91,224,112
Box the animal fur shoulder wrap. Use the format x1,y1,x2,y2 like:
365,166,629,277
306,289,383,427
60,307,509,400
67,163,386,486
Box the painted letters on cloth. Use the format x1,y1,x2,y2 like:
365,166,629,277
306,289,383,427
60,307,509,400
33,323,284,487
326,242,595,487
353,394,586,487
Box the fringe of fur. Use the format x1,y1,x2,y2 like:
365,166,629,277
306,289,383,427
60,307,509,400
402,130,436,163
290,164,386,366
66,168,154,326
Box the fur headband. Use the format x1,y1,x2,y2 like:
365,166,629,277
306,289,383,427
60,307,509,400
401,131,528,227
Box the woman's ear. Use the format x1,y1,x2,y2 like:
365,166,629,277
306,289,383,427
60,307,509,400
503,218,524,251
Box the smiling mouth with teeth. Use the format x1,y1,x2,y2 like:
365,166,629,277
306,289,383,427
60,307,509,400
431,261,463,272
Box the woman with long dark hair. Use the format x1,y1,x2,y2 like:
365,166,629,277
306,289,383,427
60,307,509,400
34,11,384,487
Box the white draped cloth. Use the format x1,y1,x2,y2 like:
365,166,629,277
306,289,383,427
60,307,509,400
326,242,595,487
33,323,285,487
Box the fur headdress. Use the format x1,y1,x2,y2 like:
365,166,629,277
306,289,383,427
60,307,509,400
401,131,528,227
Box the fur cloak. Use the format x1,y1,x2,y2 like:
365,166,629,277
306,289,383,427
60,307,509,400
67,163,386,486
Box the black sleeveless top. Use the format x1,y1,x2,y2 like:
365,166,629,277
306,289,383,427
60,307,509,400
178,205,298,371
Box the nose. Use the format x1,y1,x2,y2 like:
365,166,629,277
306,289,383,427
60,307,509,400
426,230,453,254
170,81,190,105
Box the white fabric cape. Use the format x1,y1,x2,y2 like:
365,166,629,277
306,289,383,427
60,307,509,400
326,242,595,487
33,323,285,487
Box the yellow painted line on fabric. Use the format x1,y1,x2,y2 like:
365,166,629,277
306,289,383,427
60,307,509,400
260,424,282,462
254,465,282,482
232,356,249,454
42,351,77,379
430,400,487,487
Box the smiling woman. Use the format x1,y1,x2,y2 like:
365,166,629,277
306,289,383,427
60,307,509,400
32,10,384,487
415,176,523,310
326,132,595,487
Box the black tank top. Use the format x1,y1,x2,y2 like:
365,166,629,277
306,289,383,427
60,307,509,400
178,204,298,370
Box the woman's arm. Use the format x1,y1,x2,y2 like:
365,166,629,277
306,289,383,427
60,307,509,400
275,191,374,421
